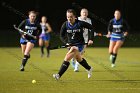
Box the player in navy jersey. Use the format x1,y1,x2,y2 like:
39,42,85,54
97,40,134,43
72,8,93,72
53,9,94,80
18,11,41,71
39,16,52,57
107,10,129,67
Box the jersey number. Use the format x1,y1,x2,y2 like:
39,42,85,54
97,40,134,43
27,30,33,35
71,33,75,39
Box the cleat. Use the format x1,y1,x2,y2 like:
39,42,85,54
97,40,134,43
53,74,60,80
20,65,24,71
86,67,93,78
111,64,115,68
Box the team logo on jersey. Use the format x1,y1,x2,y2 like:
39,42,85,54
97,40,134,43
67,29,81,33
25,26,37,30
113,25,123,29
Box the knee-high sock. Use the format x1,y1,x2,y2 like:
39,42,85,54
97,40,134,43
112,53,117,64
46,46,50,56
74,61,79,70
22,55,30,67
79,58,91,70
58,61,70,77
41,46,44,54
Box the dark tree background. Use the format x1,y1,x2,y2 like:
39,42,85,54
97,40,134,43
0,0,139,47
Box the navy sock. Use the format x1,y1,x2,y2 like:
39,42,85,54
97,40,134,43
41,46,44,54
58,61,70,77
46,46,50,56
22,55,29,67
79,58,91,70
112,53,117,64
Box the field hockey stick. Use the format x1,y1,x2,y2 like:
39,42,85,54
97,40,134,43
13,25,36,39
96,33,124,39
1,1,27,19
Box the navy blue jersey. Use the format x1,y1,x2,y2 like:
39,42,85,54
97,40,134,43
108,18,129,34
18,19,41,40
60,20,94,45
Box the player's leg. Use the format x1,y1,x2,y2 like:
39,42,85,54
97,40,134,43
20,42,34,71
74,34,88,72
20,37,27,54
44,40,50,57
75,51,93,78
44,33,51,57
111,40,123,67
21,44,26,55
74,45,85,72
20,38,27,71
53,46,78,80
109,40,116,63
39,38,44,57
20,44,26,71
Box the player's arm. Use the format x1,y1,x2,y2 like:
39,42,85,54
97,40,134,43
80,21,94,45
107,19,113,38
46,23,52,33
123,19,130,37
18,20,26,29
60,22,67,44
17,20,26,37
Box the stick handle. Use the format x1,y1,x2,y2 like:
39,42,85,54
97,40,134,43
13,25,36,39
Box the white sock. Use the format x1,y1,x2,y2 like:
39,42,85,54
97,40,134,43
74,61,79,71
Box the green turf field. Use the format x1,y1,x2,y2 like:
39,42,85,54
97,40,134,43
0,47,140,93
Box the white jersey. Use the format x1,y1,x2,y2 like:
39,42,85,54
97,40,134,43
78,17,92,43
40,23,47,34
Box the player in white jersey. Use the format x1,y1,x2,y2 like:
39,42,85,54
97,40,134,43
72,8,93,72
39,16,52,57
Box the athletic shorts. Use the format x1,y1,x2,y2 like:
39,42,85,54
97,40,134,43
20,37,36,44
110,33,125,41
39,33,50,41
68,44,84,52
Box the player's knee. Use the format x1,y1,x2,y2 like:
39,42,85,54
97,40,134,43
109,51,113,54
39,42,43,46
109,49,113,54
70,46,78,52
113,48,119,53
76,58,82,62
